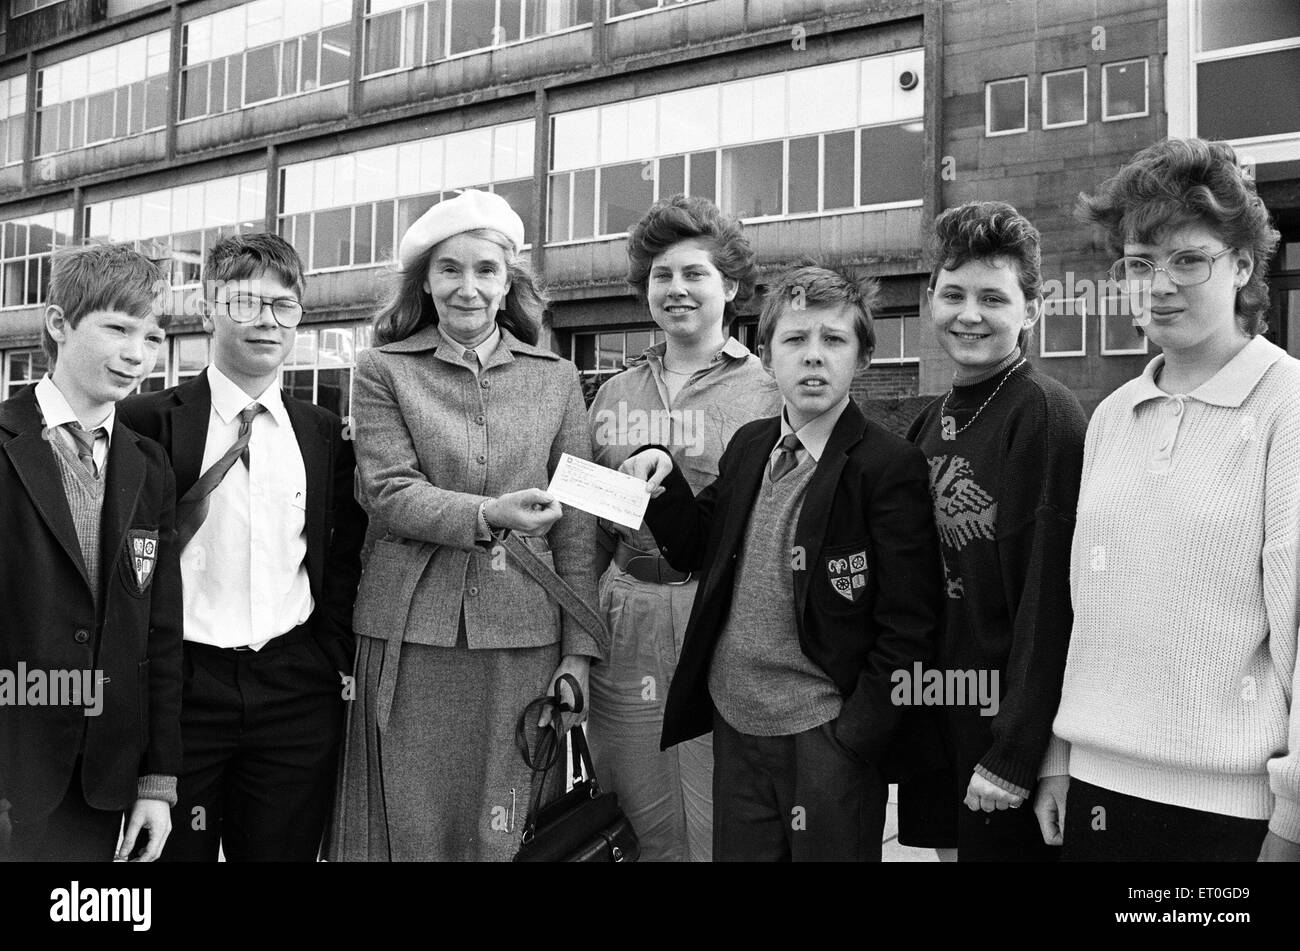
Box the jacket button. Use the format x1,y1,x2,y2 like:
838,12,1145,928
468,586,479,596
74,628,90,644
480,379,491,389
476,414,485,425
477,454,487,464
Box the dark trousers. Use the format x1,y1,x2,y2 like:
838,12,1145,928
712,710,887,861
160,624,345,862
3,761,121,862
1062,778,1270,862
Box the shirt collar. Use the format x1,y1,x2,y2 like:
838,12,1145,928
34,374,115,443
775,395,850,463
1127,335,1284,412
639,335,753,369
206,364,290,428
437,323,501,368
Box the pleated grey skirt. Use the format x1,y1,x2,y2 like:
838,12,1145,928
327,632,561,862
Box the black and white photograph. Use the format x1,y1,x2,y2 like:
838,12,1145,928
0,0,1294,934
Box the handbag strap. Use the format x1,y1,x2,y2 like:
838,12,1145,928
497,531,609,651
517,674,596,842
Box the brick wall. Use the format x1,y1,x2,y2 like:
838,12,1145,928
853,363,919,403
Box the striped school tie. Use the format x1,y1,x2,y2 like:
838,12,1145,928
175,403,265,551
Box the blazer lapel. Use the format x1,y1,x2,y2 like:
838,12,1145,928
284,394,328,595
170,373,213,496
0,390,91,588
793,401,868,620
100,422,147,596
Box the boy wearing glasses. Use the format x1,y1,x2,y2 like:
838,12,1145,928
119,233,367,861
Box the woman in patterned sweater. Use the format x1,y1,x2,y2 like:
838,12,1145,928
898,201,1087,861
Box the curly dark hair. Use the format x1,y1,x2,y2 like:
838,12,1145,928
625,194,757,319
1075,137,1280,336
928,200,1043,355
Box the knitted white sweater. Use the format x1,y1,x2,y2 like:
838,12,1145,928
1043,336,1300,843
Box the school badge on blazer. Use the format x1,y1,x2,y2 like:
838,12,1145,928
124,529,159,595
827,550,868,603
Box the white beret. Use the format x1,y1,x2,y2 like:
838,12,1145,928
397,189,526,269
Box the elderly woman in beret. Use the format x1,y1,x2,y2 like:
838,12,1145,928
329,190,605,862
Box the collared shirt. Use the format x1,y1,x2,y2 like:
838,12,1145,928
589,336,782,551
35,375,114,472
437,323,501,377
183,365,312,649
769,395,850,473
1121,335,1282,475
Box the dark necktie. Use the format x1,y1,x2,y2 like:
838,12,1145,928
64,422,107,478
175,403,266,551
769,433,802,483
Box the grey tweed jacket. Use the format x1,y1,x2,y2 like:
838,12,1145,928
350,323,605,660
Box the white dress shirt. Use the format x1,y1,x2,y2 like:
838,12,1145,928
182,365,313,649
436,323,501,376
35,375,114,471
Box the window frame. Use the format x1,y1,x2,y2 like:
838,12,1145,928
985,76,1029,137
1041,67,1088,130
1038,296,1087,358
1098,292,1150,356
2,347,50,399
570,327,667,378
866,309,921,366
605,0,711,23
1101,58,1150,122
178,25,352,123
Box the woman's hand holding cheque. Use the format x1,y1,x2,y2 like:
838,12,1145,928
618,449,674,498
484,488,564,536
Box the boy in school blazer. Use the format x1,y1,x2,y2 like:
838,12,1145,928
118,233,366,861
0,245,182,862
622,265,943,861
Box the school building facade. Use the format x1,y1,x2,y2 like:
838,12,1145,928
0,0,1296,423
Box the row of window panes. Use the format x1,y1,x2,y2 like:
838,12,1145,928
986,60,1148,136
1039,297,1149,357
608,0,710,18
135,335,212,394
572,328,667,375
549,123,923,242
2,348,49,399
1,212,75,309
183,0,352,62
363,0,592,75
279,121,534,213
279,179,532,271
37,32,169,105
34,76,168,155
283,323,374,421
0,77,26,166
551,52,923,173
180,25,352,120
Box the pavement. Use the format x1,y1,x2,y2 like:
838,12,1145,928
884,783,941,862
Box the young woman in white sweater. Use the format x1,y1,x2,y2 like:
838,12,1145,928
1035,138,1300,862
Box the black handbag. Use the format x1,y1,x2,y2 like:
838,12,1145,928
513,674,640,863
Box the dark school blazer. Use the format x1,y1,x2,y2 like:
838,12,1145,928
0,384,183,819
118,372,367,673
645,400,944,769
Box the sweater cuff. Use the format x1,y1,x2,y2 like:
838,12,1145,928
1268,795,1300,845
973,764,1031,800
1038,734,1070,779
137,775,177,807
